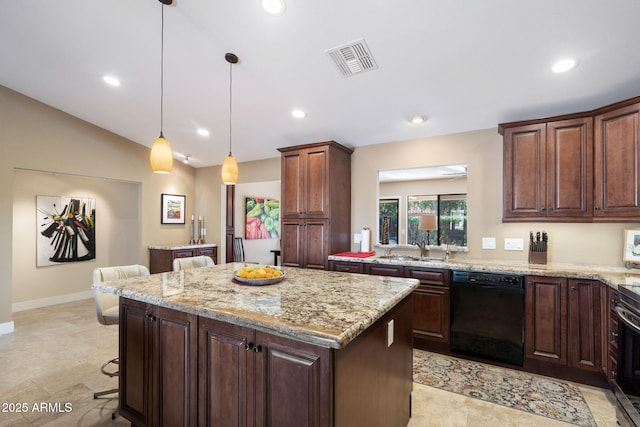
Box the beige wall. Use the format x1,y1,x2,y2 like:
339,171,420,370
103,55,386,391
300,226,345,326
351,129,640,265
1,86,198,326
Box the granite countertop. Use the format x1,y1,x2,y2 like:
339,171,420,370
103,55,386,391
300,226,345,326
92,263,419,349
328,254,640,289
148,243,217,250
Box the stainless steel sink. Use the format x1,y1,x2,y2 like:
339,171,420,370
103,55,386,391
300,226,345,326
379,255,420,261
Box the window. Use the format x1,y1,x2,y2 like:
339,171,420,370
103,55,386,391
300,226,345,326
378,198,399,244
407,194,467,246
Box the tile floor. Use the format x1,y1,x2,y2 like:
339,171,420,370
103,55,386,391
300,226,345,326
0,299,620,426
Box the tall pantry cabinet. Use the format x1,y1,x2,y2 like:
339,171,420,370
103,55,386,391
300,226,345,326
278,141,353,269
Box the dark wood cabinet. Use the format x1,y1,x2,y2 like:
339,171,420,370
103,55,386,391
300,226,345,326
500,95,640,223
501,117,592,221
329,260,365,273
405,266,451,353
594,101,640,219
365,263,404,277
608,288,620,383
121,293,412,427
119,297,197,427
525,275,567,365
280,219,329,269
279,141,352,270
149,245,218,273
525,275,604,383
567,279,603,372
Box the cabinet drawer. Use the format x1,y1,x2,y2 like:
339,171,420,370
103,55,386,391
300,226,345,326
365,264,404,277
174,250,195,259
195,248,215,257
332,261,364,273
404,267,449,286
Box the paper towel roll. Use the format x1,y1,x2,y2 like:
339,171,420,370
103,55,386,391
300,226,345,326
360,228,371,252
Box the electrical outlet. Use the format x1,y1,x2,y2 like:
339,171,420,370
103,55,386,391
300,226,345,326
354,233,362,244
482,237,496,249
387,319,394,347
504,238,524,251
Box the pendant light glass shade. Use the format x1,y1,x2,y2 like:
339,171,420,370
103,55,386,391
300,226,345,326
150,0,173,174
221,154,238,184
221,52,239,185
150,133,173,174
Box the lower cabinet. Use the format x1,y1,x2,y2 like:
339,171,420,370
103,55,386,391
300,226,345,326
198,317,331,427
119,297,197,427
524,276,604,383
149,245,218,274
120,295,413,427
404,267,451,353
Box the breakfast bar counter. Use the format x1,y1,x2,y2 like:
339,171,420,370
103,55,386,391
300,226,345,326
93,263,419,427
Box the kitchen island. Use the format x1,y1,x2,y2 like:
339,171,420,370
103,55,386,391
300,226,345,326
93,262,419,427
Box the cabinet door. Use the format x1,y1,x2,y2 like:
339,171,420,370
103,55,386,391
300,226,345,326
196,247,217,264
547,118,593,218
198,317,253,427
281,151,304,217
412,285,450,345
525,276,567,365
567,279,602,371
594,102,640,218
120,298,152,427
304,219,329,269
153,305,197,427
503,123,546,219
254,332,331,427
281,220,304,268
304,145,329,217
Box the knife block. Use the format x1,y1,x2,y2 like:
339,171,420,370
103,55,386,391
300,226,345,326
528,250,547,265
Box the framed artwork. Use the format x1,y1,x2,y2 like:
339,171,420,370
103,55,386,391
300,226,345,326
37,195,96,266
623,228,640,265
161,194,185,224
245,196,279,239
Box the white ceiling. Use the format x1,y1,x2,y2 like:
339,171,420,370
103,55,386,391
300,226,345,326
2,0,640,169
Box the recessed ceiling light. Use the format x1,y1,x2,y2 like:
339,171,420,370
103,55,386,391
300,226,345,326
184,154,190,164
262,0,286,15
291,109,307,119
410,115,426,124
197,128,210,137
552,58,578,73
102,75,121,87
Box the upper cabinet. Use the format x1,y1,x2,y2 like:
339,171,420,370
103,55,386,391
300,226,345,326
278,141,353,269
594,102,640,219
500,96,640,223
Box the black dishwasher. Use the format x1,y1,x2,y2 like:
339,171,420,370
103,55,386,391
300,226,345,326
450,270,524,366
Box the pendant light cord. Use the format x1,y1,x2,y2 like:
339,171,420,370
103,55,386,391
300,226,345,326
228,59,233,156
159,4,165,138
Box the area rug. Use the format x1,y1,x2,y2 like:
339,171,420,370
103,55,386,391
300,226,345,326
413,349,596,426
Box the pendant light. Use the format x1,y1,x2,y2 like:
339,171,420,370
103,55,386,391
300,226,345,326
149,0,174,174
221,52,239,185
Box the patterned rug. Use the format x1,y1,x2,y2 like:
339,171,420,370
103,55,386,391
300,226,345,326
413,349,596,426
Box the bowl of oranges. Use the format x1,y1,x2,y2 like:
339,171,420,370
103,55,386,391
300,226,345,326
233,265,285,285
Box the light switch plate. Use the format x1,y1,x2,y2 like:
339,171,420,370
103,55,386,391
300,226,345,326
504,238,524,251
482,237,496,249
387,319,394,347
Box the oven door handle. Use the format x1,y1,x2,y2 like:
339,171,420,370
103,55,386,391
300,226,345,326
615,305,640,335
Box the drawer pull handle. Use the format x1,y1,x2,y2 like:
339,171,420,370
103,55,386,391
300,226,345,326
253,345,263,353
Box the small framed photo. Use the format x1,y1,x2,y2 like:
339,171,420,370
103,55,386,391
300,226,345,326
161,194,185,224
622,228,640,264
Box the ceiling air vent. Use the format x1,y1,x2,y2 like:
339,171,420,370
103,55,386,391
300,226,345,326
325,38,378,78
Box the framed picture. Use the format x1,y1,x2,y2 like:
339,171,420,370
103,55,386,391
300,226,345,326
245,196,279,239
623,228,640,264
161,193,185,224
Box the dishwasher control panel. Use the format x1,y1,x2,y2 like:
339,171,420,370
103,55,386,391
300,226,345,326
452,270,524,288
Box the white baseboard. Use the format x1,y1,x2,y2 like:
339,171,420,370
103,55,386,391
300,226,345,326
0,321,14,335
12,290,94,313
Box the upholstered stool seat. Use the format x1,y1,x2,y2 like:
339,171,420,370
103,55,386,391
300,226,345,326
172,255,215,271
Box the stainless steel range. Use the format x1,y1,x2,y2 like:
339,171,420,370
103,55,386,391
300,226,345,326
614,283,640,427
